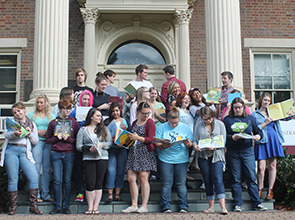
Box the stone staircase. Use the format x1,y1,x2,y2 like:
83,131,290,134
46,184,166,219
15,170,274,214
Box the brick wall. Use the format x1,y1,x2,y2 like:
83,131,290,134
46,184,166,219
0,0,35,101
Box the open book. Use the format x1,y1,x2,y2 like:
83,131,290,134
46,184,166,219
267,98,295,120
154,105,165,117
235,133,254,139
153,137,189,147
5,117,30,138
124,83,136,96
198,135,224,150
54,119,72,136
114,128,134,149
206,88,221,104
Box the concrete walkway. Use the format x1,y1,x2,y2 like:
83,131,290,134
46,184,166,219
0,211,294,220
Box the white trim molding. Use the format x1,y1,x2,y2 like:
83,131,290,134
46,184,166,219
244,38,295,48
0,38,27,48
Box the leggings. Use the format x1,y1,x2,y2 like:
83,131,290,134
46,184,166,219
83,159,108,191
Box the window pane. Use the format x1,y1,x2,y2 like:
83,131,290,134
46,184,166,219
107,41,166,65
274,91,291,103
273,54,290,89
254,54,272,89
0,68,16,91
0,55,17,67
0,93,16,104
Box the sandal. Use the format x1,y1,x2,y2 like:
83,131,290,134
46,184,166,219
106,194,113,203
221,208,228,215
93,210,100,215
204,208,215,213
114,194,122,201
85,210,92,215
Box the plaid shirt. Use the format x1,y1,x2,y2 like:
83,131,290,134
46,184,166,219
220,85,234,116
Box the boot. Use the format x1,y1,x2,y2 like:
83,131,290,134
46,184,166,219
29,189,42,214
265,189,273,200
258,189,262,199
8,191,18,215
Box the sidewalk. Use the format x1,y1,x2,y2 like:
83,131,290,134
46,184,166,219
0,211,295,220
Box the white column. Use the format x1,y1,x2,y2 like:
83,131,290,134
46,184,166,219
205,0,243,91
80,8,99,82
174,9,193,88
29,0,69,103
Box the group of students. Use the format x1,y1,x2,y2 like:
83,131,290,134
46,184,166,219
0,66,287,215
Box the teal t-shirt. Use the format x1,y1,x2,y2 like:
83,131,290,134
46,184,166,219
27,112,55,140
156,121,193,164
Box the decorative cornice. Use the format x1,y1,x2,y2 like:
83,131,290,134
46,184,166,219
80,8,100,24
187,0,197,8
76,0,86,8
174,9,193,24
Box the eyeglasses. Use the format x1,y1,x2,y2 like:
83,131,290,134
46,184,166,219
233,106,243,110
62,108,72,111
140,111,150,116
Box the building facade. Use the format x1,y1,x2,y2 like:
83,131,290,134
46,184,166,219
0,0,294,113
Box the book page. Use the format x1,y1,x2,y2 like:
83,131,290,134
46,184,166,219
76,106,92,122
54,119,72,136
124,84,136,96
114,129,134,149
211,135,225,148
206,88,221,104
236,133,254,139
267,103,284,120
5,117,30,138
198,138,212,149
280,98,295,118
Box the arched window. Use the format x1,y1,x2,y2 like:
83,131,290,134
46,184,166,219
107,40,166,65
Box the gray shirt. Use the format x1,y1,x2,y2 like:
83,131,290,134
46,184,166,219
76,126,112,160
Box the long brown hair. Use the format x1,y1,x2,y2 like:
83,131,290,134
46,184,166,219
229,97,248,118
200,106,215,134
257,92,272,109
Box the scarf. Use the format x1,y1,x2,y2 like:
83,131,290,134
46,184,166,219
14,115,34,132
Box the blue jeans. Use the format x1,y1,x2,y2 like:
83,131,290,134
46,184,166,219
4,145,38,191
105,147,128,189
32,141,52,199
50,151,75,210
227,147,261,208
198,157,225,200
159,160,188,211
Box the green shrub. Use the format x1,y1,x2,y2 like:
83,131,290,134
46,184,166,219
274,150,295,207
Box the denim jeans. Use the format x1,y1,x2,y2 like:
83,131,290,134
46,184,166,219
50,151,75,210
41,142,52,200
198,157,225,200
105,147,128,189
159,160,188,211
227,147,261,208
4,145,38,191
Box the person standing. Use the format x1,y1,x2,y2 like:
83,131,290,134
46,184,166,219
161,65,186,112
251,92,285,200
103,69,121,97
1,102,42,215
93,75,111,117
223,97,267,212
73,68,94,105
46,99,80,214
218,71,234,118
27,95,55,203
76,108,112,214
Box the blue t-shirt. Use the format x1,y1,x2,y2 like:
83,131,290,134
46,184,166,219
156,121,193,164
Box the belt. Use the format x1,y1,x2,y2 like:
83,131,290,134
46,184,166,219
9,143,26,147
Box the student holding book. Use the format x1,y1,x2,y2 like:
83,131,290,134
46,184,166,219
45,99,80,214
193,106,228,214
105,102,130,202
1,102,42,215
27,95,55,203
149,87,166,128
251,92,285,200
121,102,157,213
155,107,193,213
76,108,112,215
223,97,267,212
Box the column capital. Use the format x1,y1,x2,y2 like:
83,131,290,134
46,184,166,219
174,9,193,24
80,8,100,24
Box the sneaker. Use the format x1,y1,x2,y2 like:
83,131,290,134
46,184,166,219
200,183,205,189
137,206,148,213
163,209,172,213
150,175,157,181
75,193,84,202
254,204,268,211
234,205,242,212
49,207,61,214
121,206,138,213
63,208,71,214
179,209,188,213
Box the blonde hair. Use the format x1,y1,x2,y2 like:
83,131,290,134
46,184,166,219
167,81,180,95
33,95,53,121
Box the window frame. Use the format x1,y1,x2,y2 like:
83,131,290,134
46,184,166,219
0,48,21,108
249,47,295,105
